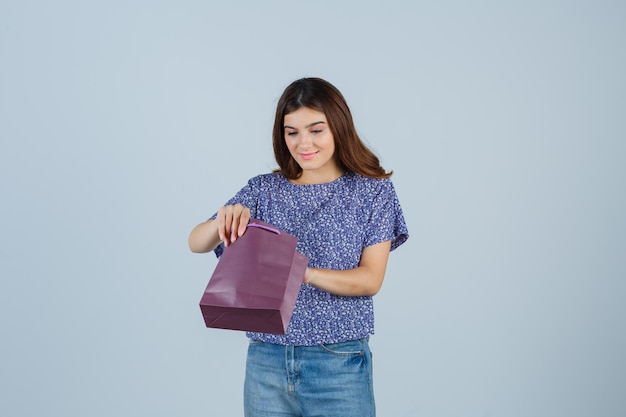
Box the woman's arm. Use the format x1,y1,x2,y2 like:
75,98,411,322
303,240,392,297
188,204,250,253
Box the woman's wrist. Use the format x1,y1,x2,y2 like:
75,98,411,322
304,267,315,285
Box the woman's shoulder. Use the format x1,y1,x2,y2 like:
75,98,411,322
343,171,395,192
246,172,286,187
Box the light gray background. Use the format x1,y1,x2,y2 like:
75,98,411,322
1,1,624,416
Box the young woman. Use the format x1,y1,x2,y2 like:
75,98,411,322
189,77,408,417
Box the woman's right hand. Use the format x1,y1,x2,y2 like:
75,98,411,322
214,204,251,247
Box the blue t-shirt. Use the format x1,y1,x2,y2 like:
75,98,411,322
213,171,408,345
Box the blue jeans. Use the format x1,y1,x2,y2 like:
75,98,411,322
244,338,375,417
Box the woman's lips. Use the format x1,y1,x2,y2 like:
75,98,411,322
299,152,318,160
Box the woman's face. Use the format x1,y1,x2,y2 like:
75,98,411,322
283,107,342,183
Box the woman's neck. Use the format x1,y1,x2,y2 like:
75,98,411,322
291,167,345,185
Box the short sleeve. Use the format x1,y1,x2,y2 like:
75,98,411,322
364,179,409,251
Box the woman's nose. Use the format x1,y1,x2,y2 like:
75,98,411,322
299,133,313,148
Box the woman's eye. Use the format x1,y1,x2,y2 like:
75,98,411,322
311,129,323,134
286,131,298,137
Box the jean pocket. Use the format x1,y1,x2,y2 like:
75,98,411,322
319,339,365,356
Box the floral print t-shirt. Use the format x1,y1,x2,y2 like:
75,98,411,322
212,171,409,345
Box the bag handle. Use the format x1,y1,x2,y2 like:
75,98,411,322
247,222,281,235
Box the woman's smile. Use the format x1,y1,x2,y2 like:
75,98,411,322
299,151,318,160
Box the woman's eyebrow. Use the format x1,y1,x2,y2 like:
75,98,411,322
284,121,326,129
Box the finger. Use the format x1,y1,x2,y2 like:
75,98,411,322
231,205,242,243
231,204,250,243
216,207,226,243
225,206,236,246
219,210,230,246
237,207,251,238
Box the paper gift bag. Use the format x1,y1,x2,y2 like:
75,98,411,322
199,219,308,334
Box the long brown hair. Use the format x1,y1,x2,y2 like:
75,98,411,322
272,78,392,180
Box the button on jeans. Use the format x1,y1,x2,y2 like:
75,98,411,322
244,338,375,417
